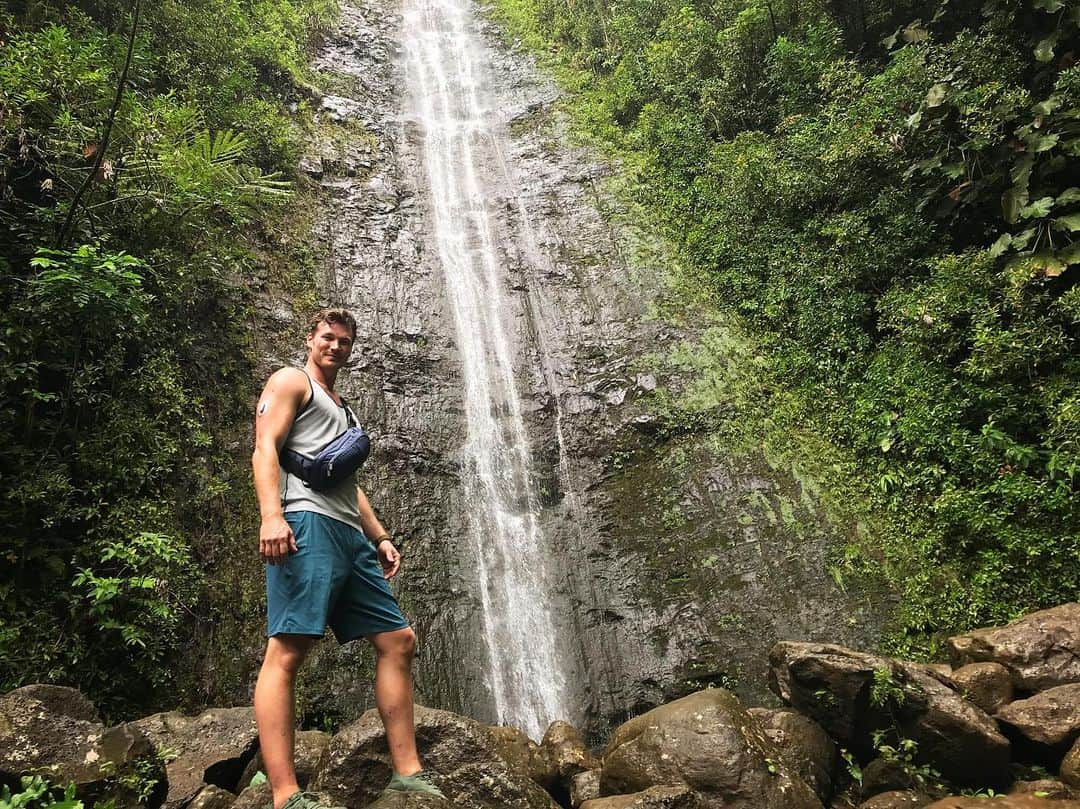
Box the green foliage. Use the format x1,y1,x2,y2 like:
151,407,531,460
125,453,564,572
869,666,906,708
0,0,331,716
0,777,82,809
491,0,1080,650
870,732,945,792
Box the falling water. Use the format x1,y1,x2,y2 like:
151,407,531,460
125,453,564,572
401,0,568,738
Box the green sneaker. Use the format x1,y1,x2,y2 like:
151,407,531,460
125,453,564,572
279,790,347,809
383,770,447,799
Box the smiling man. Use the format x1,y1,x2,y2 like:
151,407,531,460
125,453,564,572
251,308,445,809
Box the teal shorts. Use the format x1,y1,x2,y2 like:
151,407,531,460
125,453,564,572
266,511,409,643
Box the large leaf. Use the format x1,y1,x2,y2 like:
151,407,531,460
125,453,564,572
1052,213,1080,231
1021,196,1055,219
926,83,949,108
1035,35,1058,63
1002,185,1029,224
1057,187,1080,205
1027,132,1060,153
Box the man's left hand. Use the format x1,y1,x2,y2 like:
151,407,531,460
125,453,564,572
377,540,400,579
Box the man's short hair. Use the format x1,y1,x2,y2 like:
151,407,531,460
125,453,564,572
307,307,357,340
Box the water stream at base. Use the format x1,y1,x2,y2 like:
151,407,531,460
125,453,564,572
401,0,569,739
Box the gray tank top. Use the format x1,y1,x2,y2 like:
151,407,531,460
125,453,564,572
280,370,364,531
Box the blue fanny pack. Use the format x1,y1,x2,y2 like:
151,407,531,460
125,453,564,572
281,399,371,491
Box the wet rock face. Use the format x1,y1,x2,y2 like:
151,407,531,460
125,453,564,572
768,643,1011,788
948,604,1080,692
599,689,823,809
289,0,889,743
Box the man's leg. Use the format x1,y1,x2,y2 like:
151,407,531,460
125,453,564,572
254,634,317,809
367,626,422,775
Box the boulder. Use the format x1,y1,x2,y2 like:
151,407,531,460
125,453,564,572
188,785,238,809
541,721,599,780
860,759,918,799
996,684,1080,750
580,786,700,809
1010,781,1075,799
239,729,331,790
366,794,456,809
229,783,271,809
12,684,100,722
947,604,1080,692
489,725,556,788
950,663,1014,714
926,798,1080,808
312,705,551,808
858,792,931,809
749,707,837,800
768,642,1010,787
1062,738,1080,788
0,685,158,807
572,770,602,807
599,689,822,809
132,707,259,809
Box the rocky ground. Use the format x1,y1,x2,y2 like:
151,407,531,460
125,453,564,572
5,603,1079,809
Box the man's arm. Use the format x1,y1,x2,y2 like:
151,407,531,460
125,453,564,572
252,368,308,565
358,487,400,579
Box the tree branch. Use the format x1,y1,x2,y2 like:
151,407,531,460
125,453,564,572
55,0,142,249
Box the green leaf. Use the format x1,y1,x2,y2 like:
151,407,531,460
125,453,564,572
1028,133,1060,153
1059,242,1080,265
1052,213,1080,231
942,162,965,179
1020,196,1054,219
1012,228,1037,250
1034,252,1066,277
1035,36,1057,63
1002,186,1029,224
902,21,929,43
1011,155,1034,186
988,233,1012,257
1057,188,1080,205
926,83,949,108
1033,0,1064,10
1033,95,1063,116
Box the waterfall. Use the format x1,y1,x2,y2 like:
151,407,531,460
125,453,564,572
401,0,569,739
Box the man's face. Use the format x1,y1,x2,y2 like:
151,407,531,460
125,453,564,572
305,321,355,368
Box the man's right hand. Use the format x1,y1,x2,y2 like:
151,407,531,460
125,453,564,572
260,515,297,565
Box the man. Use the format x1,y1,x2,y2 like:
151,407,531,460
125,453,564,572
252,308,445,809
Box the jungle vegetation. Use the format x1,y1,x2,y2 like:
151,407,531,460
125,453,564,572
0,0,332,715
491,0,1080,652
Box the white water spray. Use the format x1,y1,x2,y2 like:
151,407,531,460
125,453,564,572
401,0,568,738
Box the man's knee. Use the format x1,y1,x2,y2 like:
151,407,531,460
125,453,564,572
262,635,315,674
375,627,416,661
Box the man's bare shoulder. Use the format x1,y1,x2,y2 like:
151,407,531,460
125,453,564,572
259,366,309,402
267,366,308,387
